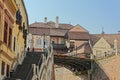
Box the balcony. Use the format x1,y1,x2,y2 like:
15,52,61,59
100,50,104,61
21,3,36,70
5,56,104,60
52,44,67,49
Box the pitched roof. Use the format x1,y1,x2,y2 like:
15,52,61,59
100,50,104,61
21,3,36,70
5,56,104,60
90,34,120,48
29,21,73,30
75,41,92,54
68,24,90,40
29,27,69,37
69,24,88,32
68,32,90,40
50,28,68,37
29,27,50,35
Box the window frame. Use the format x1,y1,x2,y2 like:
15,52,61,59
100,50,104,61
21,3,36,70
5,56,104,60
1,61,5,75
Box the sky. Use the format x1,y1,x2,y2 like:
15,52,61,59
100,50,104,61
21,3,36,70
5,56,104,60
24,0,120,34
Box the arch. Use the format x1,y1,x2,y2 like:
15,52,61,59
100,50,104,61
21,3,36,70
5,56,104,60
54,55,91,72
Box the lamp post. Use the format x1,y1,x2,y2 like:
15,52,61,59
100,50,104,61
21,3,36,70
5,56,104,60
76,45,77,57
43,33,45,52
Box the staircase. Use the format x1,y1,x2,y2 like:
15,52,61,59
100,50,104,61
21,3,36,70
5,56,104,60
9,52,43,80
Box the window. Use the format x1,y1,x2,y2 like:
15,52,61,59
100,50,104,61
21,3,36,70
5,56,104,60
4,21,8,44
0,8,1,25
13,37,16,51
39,39,42,45
8,28,12,48
1,61,5,75
0,12,1,27
45,39,48,45
52,41,55,44
6,65,10,77
96,51,102,58
61,40,65,44
36,38,40,45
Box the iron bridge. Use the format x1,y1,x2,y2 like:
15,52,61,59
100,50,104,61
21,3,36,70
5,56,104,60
54,54,92,74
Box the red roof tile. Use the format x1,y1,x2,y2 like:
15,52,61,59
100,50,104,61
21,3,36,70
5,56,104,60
90,34,120,48
29,27,50,35
29,21,73,30
68,32,90,40
69,24,88,32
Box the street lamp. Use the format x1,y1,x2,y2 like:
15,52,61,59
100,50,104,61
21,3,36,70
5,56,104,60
43,33,45,52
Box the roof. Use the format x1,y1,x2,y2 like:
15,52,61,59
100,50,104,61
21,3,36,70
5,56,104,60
29,27,50,35
68,32,90,40
50,28,68,37
90,34,120,48
29,27,68,37
69,24,88,32
76,41,92,54
29,21,73,30
29,21,74,37
68,24,90,40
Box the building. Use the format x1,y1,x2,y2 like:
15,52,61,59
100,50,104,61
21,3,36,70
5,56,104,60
0,0,17,79
27,17,73,53
90,34,120,59
12,0,28,66
66,24,92,58
0,0,28,79
27,17,92,58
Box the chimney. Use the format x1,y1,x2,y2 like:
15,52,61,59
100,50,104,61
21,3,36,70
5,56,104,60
55,16,59,28
44,17,47,23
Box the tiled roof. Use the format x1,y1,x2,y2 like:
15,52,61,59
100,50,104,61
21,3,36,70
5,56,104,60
50,28,68,37
29,22,74,37
68,32,90,40
69,24,88,32
29,27,50,35
29,27,68,37
59,24,73,30
67,24,90,40
90,34,120,48
76,41,92,54
90,34,101,46
29,21,73,30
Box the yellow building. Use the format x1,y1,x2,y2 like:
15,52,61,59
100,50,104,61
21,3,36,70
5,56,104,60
13,0,28,65
0,0,28,79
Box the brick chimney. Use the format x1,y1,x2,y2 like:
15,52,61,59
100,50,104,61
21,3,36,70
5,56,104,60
55,16,59,28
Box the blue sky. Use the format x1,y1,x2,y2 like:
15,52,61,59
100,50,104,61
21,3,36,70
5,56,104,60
24,0,120,34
